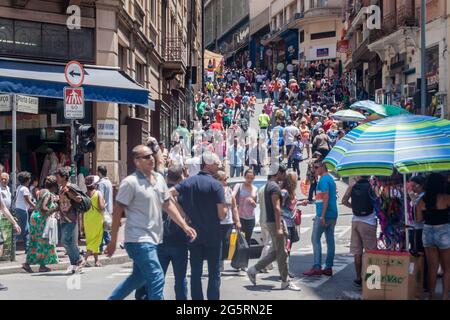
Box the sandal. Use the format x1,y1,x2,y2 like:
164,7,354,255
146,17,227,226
95,262,103,267
22,263,33,273
84,262,93,268
38,266,51,273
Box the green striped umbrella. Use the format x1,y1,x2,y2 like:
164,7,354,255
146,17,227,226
350,101,409,118
324,115,450,177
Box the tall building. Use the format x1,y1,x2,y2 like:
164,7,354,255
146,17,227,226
204,0,250,67
0,0,202,184
249,0,271,69
263,0,345,77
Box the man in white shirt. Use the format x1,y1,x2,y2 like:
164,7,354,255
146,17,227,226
283,120,300,169
0,172,11,210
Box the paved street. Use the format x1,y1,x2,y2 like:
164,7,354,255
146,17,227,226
0,101,360,300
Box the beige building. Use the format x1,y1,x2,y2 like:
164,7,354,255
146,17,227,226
0,0,202,184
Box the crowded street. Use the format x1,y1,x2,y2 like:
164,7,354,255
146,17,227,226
1,0,450,304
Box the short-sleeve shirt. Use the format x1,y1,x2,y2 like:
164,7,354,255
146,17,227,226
15,185,31,211
116,171,170,244
284,126,300,145
264,181,282,223
175,172,225,246
315,174,338,219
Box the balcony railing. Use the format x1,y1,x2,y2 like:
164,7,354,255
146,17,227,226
163,37,187,66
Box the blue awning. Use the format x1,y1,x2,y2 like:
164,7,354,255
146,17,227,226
0,58,153,109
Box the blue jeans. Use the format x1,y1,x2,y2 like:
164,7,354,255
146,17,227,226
311,217,336,270
158,244,188,300
189,243,221,300
60,222,81,265
108,242,165,300
230,166,243,178
15,208,29,253
99,230,111,253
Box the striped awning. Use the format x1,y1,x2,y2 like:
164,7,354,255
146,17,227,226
324,115,450,176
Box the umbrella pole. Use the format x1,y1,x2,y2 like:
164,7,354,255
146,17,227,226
403,174,410,252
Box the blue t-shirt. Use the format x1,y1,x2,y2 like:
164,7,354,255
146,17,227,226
315,174,338,220
175,172,225,247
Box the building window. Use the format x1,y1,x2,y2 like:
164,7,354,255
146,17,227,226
118,45,127,72
14,21,42,55
136,62,145,85
310,31,336,40
300,30,305,43
42,24,68,59
151,0,156,23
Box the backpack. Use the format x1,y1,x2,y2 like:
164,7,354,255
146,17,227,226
351,179,374,217
68,184,92,213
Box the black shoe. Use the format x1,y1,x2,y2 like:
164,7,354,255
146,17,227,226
0,283,8,291
353,279,362,287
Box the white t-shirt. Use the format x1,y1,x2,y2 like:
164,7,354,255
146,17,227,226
0,185,11,210
15,185,31,211
352,212,377,226
256,75,263,83
221,187,234,225
185,156,201,177
284,126,300,145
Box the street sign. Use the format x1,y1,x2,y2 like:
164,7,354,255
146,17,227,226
266,49,273,57
286,64,294,72
16,94,38,114
64,60,85,87
64,87,84,119
0,94,11,112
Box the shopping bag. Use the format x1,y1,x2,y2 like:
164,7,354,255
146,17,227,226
231,231,250,270
300,180,310,197
227,230,238,260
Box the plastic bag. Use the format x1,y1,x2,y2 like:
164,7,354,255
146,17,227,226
231,231,249,270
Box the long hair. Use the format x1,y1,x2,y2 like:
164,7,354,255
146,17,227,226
282,171,298,200
423,173,447,210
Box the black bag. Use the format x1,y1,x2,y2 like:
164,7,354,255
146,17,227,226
351,179,374,217
68,185,92,213
231,231,249,270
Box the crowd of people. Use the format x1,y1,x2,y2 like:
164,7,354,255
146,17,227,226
0,62,449,301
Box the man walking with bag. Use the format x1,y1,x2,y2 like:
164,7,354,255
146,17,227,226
246,164,301,291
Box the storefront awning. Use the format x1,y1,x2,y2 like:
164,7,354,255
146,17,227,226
0,58,153,109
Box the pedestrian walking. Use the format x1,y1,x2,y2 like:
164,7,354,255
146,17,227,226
342,176,378,287
22,175,59,273
228,138,245,178
246,164,300,291
106,145,196,300
0,172,11,210
15,171,35,253
287,135,304,179
284,120,300,169
97,165,113,253
301,160,338,277
170,152,227,300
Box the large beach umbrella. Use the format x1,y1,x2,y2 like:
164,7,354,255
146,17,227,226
350,101,409,118
331,109,366,122
324,115,450,177
324,114,450,250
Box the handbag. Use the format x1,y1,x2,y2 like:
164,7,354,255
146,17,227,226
294,209,302,226
231,231,249,270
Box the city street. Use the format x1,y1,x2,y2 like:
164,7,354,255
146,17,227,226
0,101,360,300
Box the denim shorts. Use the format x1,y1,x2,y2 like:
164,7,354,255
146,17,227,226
422,224,450,249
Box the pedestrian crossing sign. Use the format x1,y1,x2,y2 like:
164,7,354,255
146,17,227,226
64,86,84,119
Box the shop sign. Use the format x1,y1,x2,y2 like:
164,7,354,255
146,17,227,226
0,94,11,112
64,87,84,119
97,119,118,140
16,95,38,114
317,48,329,58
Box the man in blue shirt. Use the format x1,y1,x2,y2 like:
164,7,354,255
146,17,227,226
171,152,227,300
301,160,338,277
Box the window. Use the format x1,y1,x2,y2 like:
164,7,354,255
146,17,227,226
42,24,68,59
14,21,41,55
151,0,156,23
136,62,145,85
69,28,95,61
310,31,336,40
0,18,14,53
118,45,127,71
300,30,305,43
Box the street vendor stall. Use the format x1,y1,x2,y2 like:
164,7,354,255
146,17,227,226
324,114,450,299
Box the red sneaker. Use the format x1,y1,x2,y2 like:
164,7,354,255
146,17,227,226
322,268,333,276
302,268,322,277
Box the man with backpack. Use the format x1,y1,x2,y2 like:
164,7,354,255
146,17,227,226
342,176,378,287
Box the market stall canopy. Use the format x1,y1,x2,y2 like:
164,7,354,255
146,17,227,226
331,109,366,122
324,115,450,176
0,58,154,109
204,50,224,71
350,100,409,118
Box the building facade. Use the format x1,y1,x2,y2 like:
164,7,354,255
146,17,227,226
0,0,202,184
249,0,271,69
204,0,250,67
263,0,345,77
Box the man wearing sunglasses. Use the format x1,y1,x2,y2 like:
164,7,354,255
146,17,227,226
106,145,197,300
301,160,338,277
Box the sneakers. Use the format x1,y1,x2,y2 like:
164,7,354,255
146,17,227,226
303,268,322,277
322,268,333,277
247,266,257,285
64,265,75,275
281,281,301,291
0,283,7,291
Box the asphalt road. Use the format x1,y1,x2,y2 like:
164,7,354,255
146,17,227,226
0,100,361,300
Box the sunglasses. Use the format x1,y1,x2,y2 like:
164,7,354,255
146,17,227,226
136,154,153,160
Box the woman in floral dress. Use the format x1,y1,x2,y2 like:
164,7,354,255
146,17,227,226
22,176,59,273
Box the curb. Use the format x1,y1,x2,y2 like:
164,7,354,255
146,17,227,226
0,254,130,275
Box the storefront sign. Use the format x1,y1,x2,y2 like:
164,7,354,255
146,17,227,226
16,95,38,114
0,94,11,112
317,48,329,58
97,119,118,140
309,46,337,61
64,87,85,119
337,40,349,53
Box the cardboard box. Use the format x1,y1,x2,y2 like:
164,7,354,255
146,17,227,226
363,250,423,300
